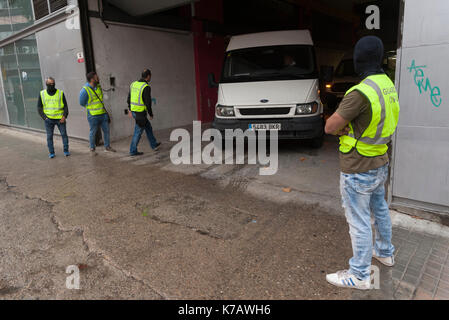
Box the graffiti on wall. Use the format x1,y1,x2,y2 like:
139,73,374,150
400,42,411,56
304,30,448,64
408,60,442,108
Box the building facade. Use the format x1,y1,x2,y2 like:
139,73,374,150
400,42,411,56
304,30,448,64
0,0,199,140
0,0,90,138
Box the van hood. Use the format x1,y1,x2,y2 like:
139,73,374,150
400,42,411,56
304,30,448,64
219,80,317,106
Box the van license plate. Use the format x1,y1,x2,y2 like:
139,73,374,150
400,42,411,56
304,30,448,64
249,123,281,131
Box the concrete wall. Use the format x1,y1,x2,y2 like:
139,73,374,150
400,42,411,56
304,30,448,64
88,17,197,141
392,0,449,213
35,16,89,140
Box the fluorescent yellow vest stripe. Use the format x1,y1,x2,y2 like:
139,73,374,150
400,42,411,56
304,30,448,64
41,89,64,119
83,85,106,116
339,74,400,157
130,81,149,112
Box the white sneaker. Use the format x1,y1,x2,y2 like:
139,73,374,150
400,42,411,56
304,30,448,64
326,270,371,290
373,250,395,267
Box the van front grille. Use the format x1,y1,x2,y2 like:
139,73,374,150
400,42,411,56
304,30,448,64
239,107,291,116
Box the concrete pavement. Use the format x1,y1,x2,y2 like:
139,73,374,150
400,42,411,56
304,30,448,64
0,125,448,299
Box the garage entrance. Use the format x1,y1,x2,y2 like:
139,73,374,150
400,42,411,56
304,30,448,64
88,0,400,123
85,0,449,219
85,0,401,186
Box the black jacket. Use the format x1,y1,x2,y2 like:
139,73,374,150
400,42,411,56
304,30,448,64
127,79,153,117
37,89,69,120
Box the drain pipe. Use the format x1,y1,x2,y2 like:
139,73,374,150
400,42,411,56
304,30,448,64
78,0,96,72
97,0,109,29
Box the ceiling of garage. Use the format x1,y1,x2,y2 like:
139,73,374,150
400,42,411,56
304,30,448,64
107,0,194,16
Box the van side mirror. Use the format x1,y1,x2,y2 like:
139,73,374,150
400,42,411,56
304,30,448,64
208,73,219,88
320,65,334,83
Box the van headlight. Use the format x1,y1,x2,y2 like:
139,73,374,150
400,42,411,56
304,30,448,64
216,105,235,117
295,102,318,115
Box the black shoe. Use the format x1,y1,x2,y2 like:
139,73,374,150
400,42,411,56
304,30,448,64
153,142,161,151
105,146,116,153
130,152,144,156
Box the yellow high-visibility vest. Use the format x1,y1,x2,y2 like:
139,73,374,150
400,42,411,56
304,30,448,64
83,85,106,116
41,89,64,120
130,81,149,112
339,74,400,157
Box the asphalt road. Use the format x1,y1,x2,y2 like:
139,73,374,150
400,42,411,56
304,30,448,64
0,128,354,299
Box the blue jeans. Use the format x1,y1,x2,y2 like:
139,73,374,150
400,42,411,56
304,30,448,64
340,163,395,280
87,113,110,149
129,112,157,154
44,118,69,154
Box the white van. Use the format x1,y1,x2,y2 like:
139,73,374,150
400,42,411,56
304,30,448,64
211,30,324,147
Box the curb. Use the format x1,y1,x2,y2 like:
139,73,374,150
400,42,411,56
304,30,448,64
390,210,449,238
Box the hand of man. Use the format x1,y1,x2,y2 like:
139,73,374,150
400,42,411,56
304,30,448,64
150,116,153,120
128,111,133,119
336,126,350,136
60,116,66,124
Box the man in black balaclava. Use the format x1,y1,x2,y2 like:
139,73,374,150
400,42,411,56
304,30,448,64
353,35,384,79
324,36,400,290
38,77,70,158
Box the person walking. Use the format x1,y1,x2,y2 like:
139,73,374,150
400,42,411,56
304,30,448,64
38,77,70,158
324,36,400,290
127,68,161,156
79,71,116,155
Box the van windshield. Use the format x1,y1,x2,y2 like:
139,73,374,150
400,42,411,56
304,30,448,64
221,45,318,83
335,59,357,77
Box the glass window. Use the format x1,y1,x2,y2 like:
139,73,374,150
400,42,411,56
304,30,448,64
222,45,318,83
33,0,68,20
49,0,67,13
0,0,34,40
0,0,14,40
0,42,26,126
16,35,43,130
335,59,356,77
0,1,69,40
32,0,48,20
9,0,34,32
0,34,44,130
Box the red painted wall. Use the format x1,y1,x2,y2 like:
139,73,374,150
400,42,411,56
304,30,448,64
192,0,225,123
